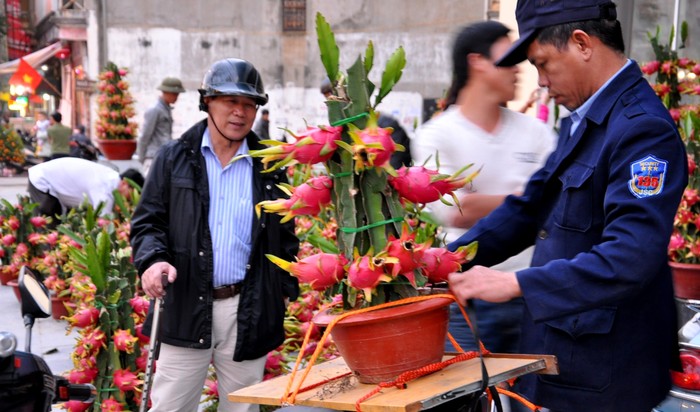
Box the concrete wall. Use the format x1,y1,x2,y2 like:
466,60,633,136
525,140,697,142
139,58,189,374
98,0,700,144
101,0,486,140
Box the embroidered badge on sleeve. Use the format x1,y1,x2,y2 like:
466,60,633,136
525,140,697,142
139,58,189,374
628,155,667,198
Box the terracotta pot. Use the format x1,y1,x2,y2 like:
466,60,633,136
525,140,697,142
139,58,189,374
51,295,75,320
7,279,21,303
0,269,16,286
313,297,451,384
97,139,137,160
670,261,700,300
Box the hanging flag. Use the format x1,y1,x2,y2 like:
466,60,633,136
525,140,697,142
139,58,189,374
9,58,43,92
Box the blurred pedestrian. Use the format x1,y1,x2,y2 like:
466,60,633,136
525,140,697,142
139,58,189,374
27,157,143,222
130,58,299,412
69,125,98,161
47,111,71,160
137,77,185,176
448,0,687,410
253,108,270,140
411,19,555,363
33,111,50,159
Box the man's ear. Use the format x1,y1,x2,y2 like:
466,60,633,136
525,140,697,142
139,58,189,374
571,29,593,60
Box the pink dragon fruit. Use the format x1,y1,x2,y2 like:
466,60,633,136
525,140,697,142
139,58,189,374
65,306,100,329
63,400,92,412
29,216,48,228
129,295,150,318
347,115,398,171
383,225,430,287
68,367,98,384
347,254,395,302
256,175,333,223
420,245,477,284
267,252,348,291
113,368,142,392
250,125,342,171
112,329,138,354
388,164,478,205
101,397,125,411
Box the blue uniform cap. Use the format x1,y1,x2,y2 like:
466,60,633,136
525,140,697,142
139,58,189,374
496,0,617,67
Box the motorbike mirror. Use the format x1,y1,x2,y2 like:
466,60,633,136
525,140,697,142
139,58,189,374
18,266,51,320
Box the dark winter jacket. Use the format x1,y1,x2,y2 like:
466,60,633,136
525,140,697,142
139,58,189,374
130,119,299,361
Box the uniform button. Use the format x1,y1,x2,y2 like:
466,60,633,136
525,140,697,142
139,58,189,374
265,184,272,190
246,264,251,270
199,338,204,344
199,251,204,256
199,296,204,301
261,223,266,228
538,230,548,240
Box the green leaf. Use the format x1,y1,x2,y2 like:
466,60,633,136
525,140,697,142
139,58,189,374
306,234,340,254
316,12,339,83
58,226,86,247
364,41,375,98
375,46,406,107
681,21,688,45
346,56,371,118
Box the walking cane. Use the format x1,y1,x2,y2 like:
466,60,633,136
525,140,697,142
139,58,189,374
140,275,168,412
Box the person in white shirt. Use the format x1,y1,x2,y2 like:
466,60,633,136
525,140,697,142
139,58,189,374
27,157,143,220
411,21,556,357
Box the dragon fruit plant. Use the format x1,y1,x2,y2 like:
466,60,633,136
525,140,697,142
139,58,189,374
250,13,477,310
58,203,149,412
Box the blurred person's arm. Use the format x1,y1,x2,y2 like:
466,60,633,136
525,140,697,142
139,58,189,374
137,108,158,163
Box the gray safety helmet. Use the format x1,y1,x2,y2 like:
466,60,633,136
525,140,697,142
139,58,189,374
198,58,268,110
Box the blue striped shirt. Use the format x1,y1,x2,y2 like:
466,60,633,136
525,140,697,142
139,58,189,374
201,128,253,287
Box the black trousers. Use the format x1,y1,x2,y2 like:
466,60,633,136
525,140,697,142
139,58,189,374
27,180,61,227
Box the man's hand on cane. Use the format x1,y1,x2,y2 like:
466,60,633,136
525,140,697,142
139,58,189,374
142,261,177,298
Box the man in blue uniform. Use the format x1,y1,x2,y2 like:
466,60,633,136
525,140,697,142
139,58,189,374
448,1,687,411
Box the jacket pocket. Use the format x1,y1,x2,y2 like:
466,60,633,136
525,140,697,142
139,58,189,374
554,162,594,232
540,307,616,392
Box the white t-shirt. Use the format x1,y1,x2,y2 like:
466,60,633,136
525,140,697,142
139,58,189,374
411,106,557,271
28,158,121,215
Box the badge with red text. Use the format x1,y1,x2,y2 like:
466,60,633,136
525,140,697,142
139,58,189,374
628,155,667,198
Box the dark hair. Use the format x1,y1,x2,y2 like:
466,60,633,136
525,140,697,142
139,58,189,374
119,168,144,188
445,21,511,108
77,124,86,134
537,18,625,54
262,109,269,115
320,77,333,96
51,111,62,122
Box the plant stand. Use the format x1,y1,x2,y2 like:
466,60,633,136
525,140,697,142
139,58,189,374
230,353,557,411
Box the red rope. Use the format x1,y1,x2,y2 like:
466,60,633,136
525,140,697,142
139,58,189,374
354,351,484,411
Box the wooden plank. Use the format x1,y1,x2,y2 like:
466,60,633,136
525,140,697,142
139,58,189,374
229,354,550,411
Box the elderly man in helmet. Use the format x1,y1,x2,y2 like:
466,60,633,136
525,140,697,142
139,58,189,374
137,77,186,176
130,59,299,412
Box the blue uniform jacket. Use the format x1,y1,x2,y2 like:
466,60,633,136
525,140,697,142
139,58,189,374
449,63,687,411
